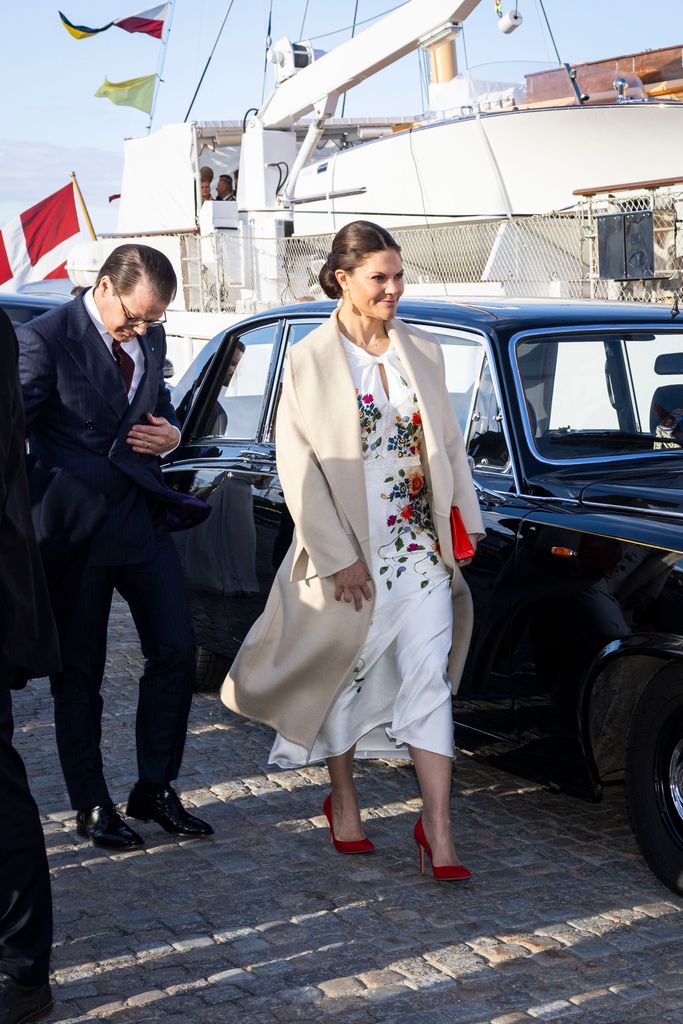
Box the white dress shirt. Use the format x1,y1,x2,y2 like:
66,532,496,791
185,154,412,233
83,287,180,453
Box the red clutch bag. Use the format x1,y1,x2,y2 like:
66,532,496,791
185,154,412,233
450,507,475,561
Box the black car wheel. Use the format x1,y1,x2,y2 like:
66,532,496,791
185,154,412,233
626,668,683,895
194,646,230,693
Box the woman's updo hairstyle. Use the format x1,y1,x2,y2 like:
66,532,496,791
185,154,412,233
318,220,401,299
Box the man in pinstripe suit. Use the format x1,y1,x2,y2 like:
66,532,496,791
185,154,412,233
18,245,213,849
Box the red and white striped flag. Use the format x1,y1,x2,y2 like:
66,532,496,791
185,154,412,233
0,184,84,292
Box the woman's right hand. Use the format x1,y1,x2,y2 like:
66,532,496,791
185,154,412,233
334,559,372,611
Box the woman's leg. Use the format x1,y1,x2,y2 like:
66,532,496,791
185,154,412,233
409,746,462,866
325,745,367,840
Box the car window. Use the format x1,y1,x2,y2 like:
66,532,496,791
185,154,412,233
412,327,484,434
173,333,223,425
517,330,683,460
1,303,52,326
190,323,278,441
267,320,323,441
468,356,510,470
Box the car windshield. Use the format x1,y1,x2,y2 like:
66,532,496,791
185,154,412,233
516,330,683,460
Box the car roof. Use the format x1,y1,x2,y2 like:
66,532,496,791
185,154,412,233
0,291,68,308
238,296,680,333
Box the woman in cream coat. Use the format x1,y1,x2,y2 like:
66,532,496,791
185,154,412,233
222,221,484,878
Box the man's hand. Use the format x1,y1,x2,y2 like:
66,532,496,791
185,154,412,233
334,559,372,611
126,413,180,456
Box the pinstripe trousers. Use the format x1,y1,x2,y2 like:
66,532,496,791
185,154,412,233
49,533,195,810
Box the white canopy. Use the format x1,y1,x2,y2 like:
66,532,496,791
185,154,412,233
117,122,199,234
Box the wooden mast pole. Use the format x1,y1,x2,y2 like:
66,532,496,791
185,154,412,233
69,171,96,240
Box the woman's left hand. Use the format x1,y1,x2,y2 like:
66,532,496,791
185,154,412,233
456,534,479,568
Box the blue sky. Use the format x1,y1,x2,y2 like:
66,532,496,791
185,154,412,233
1,0,681,232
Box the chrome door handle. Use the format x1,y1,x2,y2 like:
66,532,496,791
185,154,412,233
240,449,273,463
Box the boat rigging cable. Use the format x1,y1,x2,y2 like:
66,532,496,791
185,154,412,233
340,0,361,118
535,0,563,66
261,0,274,103
148,0,176,133
184,0,238,122
299,0,311,39
309,2,406,42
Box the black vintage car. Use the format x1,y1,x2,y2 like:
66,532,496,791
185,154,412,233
163,297,683,895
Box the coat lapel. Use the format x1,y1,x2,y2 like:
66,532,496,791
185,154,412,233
294,312,369,544
387,318,452,515
387,319,457,572
63,296,129,420
125,331,152,427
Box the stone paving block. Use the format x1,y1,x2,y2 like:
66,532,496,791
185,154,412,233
634,901,681,919
567,987,617,1010
478,943,531,966
526,999,580,1019
655,972,683,992
317,976,366,998
280,999,375,1023
356,968,407,990
423,944,490,980
490,1015,534,1024
608,979,654,1000
169,934,216,953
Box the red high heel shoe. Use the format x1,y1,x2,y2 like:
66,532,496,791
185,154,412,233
413,816,471,880
322,793,375,854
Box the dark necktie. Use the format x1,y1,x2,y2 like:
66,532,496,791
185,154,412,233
112,338,135,395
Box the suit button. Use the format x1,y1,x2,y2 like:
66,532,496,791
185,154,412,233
85,420,95,430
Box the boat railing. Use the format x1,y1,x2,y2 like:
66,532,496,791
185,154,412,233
97,192,683,317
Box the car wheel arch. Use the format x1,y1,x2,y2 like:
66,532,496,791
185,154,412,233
626,661,683,895
580,642,683,786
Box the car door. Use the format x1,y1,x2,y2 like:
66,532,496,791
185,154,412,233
163,319,283,660
460,345,592,791
428,330,530,744
163,317,323,662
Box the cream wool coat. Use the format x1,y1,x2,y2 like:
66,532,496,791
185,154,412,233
220,313,484,749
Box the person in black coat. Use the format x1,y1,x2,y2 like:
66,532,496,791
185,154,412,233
18,244,212,850
0,308,59,1024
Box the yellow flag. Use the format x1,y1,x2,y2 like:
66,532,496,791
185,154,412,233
95,74,156,114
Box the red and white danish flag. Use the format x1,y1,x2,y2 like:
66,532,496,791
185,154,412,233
0,183,85,292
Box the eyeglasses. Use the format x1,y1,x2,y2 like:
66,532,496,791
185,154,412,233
115,290,167,328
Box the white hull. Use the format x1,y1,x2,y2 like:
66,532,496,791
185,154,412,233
292,103,683,233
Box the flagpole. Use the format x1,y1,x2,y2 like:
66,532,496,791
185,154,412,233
148,0,176,133
69,172,97,240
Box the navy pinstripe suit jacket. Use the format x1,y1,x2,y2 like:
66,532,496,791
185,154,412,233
17,293,208,566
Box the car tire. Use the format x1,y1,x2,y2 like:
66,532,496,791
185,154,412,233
626,668,683,895
194,646,230,693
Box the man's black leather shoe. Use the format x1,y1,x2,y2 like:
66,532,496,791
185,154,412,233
0,974,52,1024
75,804,144,849
126,784,213,836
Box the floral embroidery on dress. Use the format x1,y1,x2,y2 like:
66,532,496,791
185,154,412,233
356,390,383,453
387,400,422,458
348,348,445,597
378,466,440,591
351,657,367,694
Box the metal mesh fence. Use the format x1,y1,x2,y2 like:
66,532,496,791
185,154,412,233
181,213,586,313
172,193,683,314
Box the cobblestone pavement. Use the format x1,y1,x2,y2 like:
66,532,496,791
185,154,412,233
12,597,683,1024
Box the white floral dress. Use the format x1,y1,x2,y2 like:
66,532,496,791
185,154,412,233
269,338,455,767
